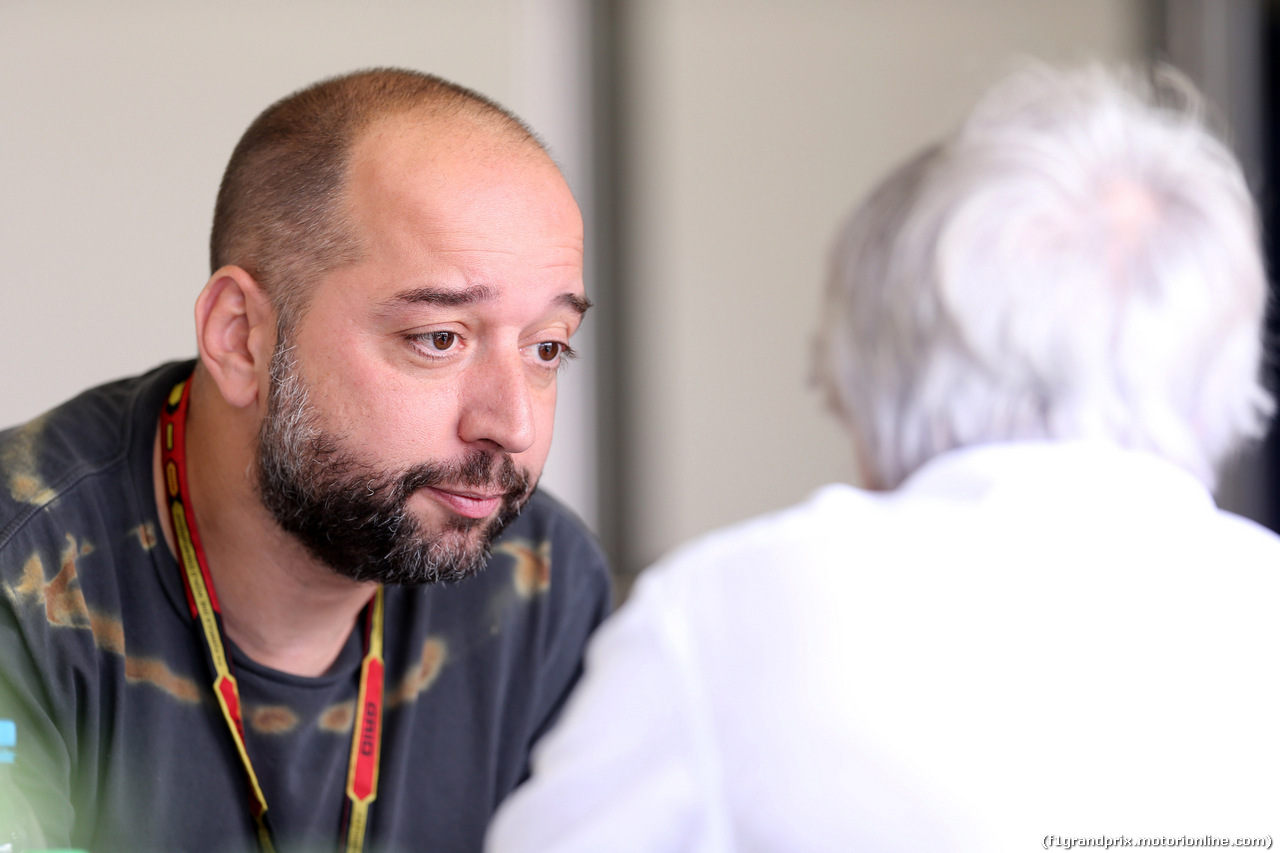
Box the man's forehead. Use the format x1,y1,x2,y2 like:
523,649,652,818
331,108,585,321
344,111,577,234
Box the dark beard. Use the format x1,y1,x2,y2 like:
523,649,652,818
255,342,534,585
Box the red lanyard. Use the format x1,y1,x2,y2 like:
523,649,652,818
159,378,385,853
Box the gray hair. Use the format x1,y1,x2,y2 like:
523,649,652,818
816,64,1273,490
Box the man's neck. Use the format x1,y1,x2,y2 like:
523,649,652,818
153,370,376,678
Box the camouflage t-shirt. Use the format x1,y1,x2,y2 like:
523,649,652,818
0,361,612,853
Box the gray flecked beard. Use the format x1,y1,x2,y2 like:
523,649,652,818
255,341,533,585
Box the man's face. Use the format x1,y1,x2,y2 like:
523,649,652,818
255,116,587,584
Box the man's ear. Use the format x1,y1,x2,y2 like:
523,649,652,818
195,265,277,409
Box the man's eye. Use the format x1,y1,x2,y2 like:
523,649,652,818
429,331,456,351
537,342,564,362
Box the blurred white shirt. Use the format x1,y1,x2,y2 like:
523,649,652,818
487,442,1280,852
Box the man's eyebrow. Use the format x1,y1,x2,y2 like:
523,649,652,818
560,293,593,316
388,284,497,308
385,286,592,316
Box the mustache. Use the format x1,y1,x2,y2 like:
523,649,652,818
392,451,532,503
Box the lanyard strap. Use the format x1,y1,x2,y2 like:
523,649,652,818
159,378,385,853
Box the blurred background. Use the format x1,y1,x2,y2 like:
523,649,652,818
2,0,1276,589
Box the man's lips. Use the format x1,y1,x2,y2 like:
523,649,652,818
425,486,504,519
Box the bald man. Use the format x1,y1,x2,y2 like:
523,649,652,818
0,69,610,853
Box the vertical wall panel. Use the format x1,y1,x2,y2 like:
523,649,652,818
612,0,1153,575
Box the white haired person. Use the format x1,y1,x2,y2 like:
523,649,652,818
486,64,1280,852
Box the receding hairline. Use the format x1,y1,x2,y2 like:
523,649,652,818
347,101,556,185
209,67,554,328
355,80,544,148
298,66,545,149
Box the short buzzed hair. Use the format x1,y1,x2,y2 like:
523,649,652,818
210,68,542,329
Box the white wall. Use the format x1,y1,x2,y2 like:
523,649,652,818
619,0,1152,572
0,0,599,527
0,2,1164,575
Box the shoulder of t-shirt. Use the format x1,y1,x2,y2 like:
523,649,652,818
496,488,612,613
0,360,193,559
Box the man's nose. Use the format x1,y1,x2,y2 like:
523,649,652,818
457,352,536,454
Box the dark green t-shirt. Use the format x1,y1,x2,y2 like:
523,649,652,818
0,361,611,853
